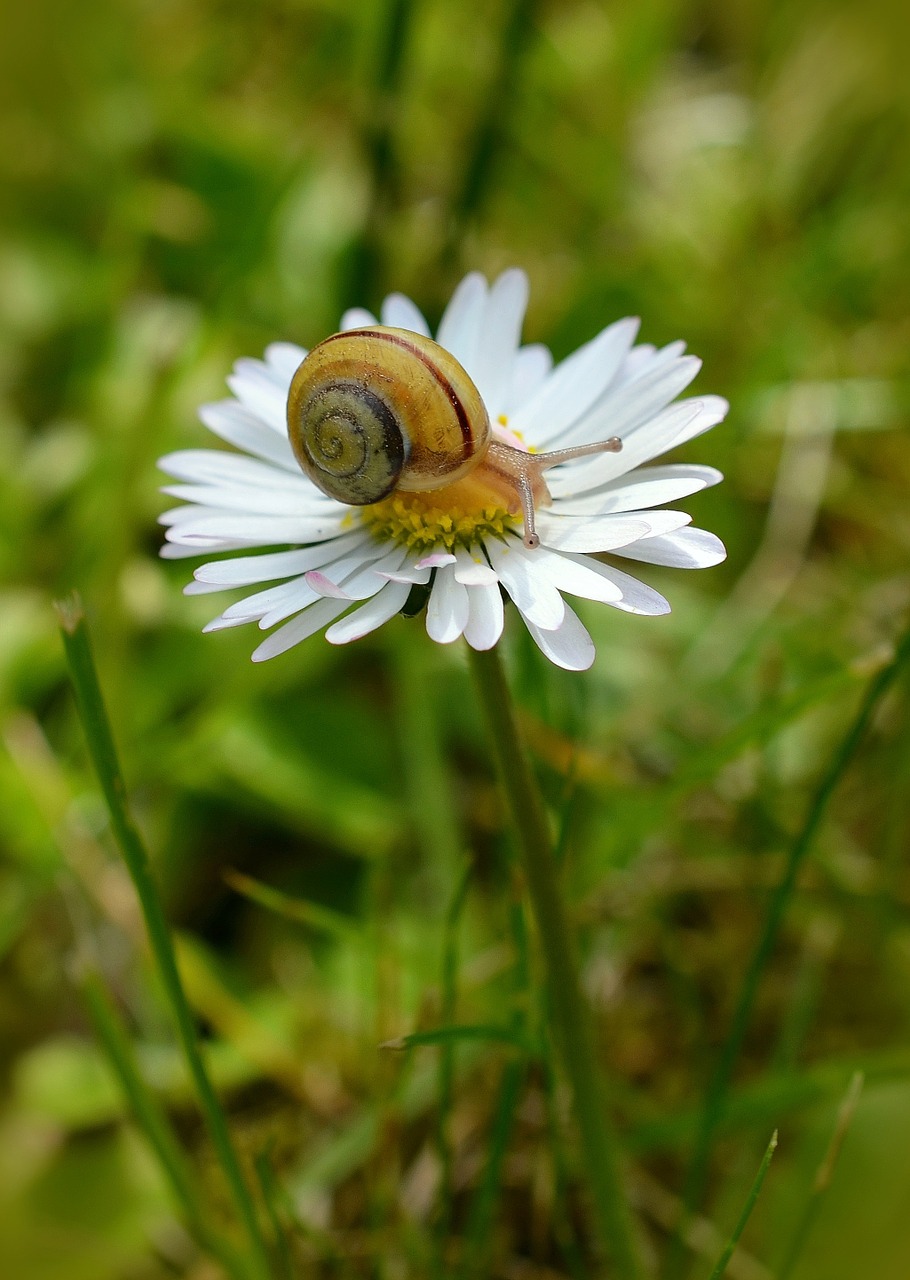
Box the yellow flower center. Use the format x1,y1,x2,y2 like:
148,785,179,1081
363,489,518,555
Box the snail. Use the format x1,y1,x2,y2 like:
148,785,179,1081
286,327,622,549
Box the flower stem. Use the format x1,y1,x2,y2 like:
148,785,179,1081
468,645,644,1278
56,594,271,1280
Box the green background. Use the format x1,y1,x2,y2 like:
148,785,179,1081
1,0,909,1275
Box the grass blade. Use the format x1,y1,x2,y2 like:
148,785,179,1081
82,971,246,1279
56,594,271,1280
706,1131,778,1280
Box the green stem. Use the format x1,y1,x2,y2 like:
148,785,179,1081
468,645,643,1278
56,595,271,1280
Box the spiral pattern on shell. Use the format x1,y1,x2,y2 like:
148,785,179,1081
287,327,492,506
290,377,406,505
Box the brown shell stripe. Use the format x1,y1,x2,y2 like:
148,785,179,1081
320,329,476,462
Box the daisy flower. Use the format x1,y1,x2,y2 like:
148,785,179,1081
160,269,727,671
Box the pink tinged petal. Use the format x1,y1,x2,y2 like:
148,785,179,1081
325,580,412,644
510,317,640,448
485,542,565,630
523,603,595,672
416,552,457,570
550,463,724,515
341,307,377,330
535,512,687,554
435,272,488,370
611,526,727,568
463,580,505,651
225,577,320,625
426,566,470,643
252,598,352,662
192,534,370,588
264,342,307,380
471,269,529,420
335,546,410,600
506,344,553,415
305,571,353,600
380,293,431,335
197,403,300,471
257,545,396,627
227,362,290,435
526,547,623,604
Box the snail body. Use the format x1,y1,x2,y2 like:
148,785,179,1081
287,326,622,549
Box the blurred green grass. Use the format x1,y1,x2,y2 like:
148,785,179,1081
1,0,909,1276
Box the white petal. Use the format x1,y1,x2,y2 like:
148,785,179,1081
160,539,251,560
551,463,723,515
159,448,309,490
381,562,433,585
551,354,703,453
511,318,640,448
164,513,349,546
436,272,488,371
612,526,727,568
463,580,504,650
198,402,300,471
192,534,369,587
535,511,688,554
470,269,529,419
325,580,412,644
426,565,470,643
525,547,623,604
161,482,325,517
506,344,553,415
252,598,351,661
547,398,726,496
453,550,498,586
340,307,377,330
573,559,671,615
485,541,565,630
523,602,595,672
618,339,687,386
227,362,290,434
264,342,307,380
380,293,431,335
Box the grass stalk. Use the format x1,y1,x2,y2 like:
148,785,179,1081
81,971,247,1279
468,645,644,1278
669,621,910,1276
705,1131,777,1280
56,594,271,1280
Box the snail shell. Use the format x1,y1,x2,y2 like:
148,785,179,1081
287,327,492,505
